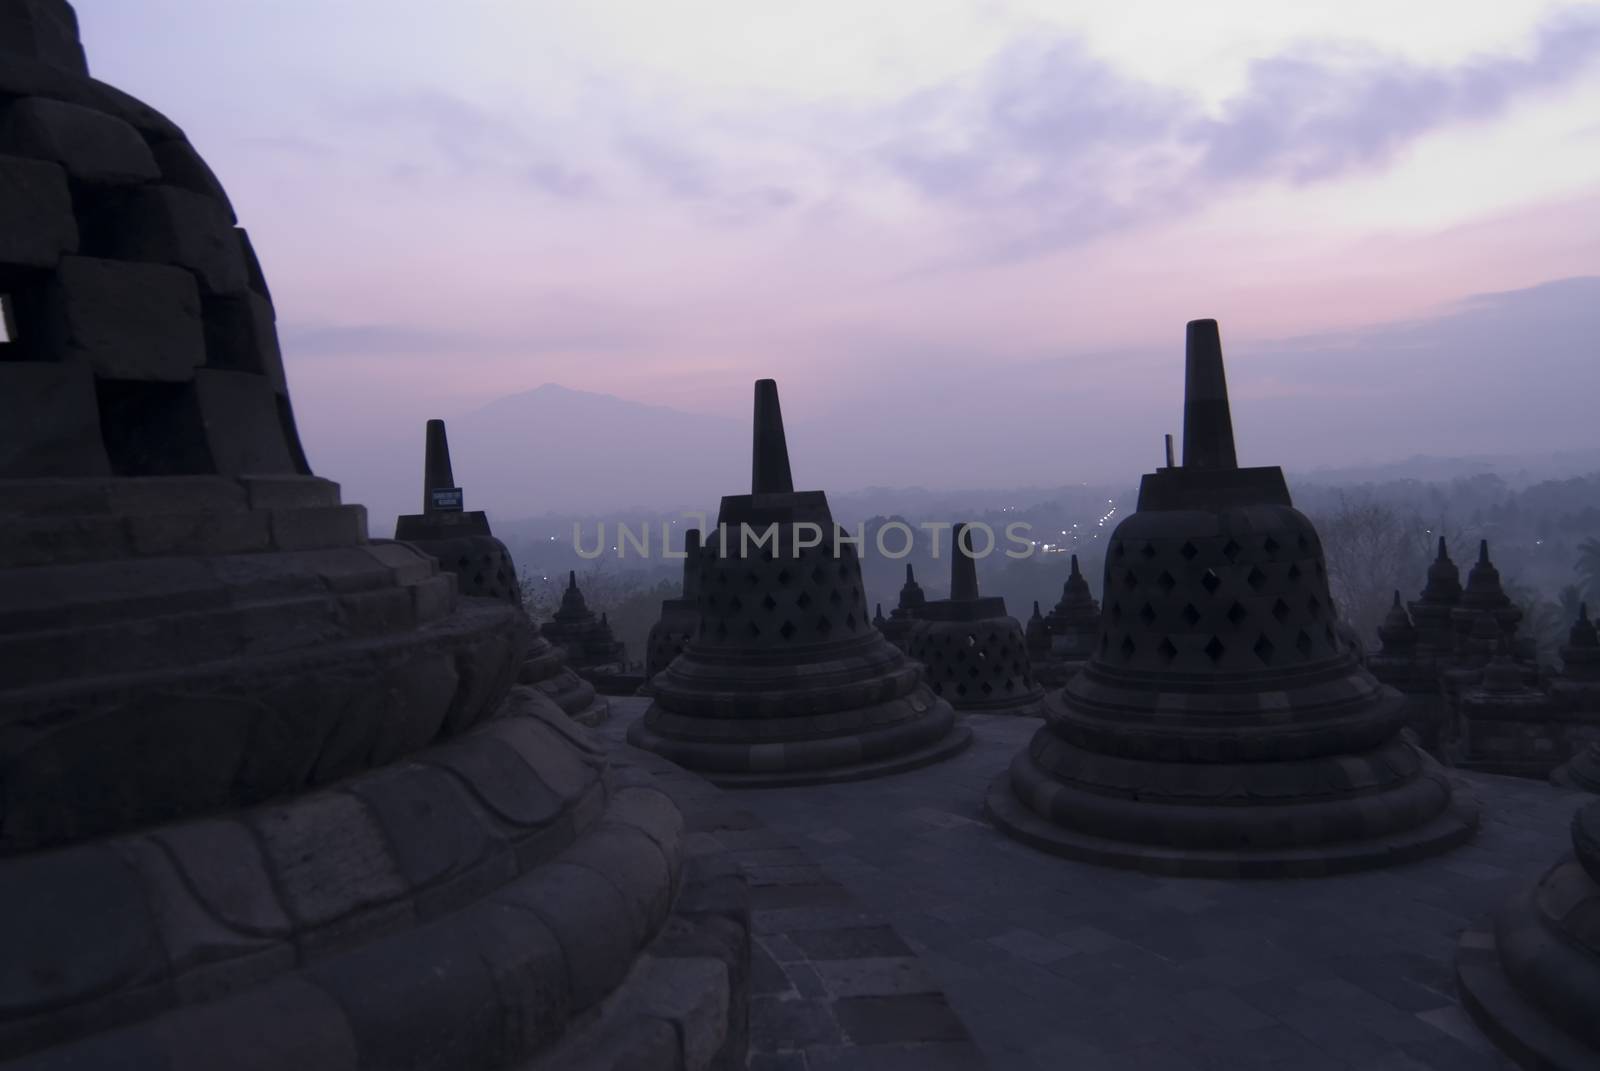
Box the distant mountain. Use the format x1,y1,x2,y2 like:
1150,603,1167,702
1292,449,1600,489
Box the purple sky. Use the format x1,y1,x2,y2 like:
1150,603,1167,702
75,1,1600,513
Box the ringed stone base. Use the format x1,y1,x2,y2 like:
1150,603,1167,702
627,709,971,789
1456,923,1598,1071
984,759,1479,878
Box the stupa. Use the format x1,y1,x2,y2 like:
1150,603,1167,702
1456,799,1600,1069
393,419,609,726
0,8,745,1066
1025,601,1050,660
984,319,1478,876
1035,553,1101,686
541,570,626,671
1552,605,1600,792
642,527,704,688
906,524,1045,716
877,563,927,653
627,379,970,785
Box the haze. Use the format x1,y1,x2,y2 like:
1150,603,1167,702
75,0,1600,524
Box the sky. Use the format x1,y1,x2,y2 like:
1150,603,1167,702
75,0,1600,515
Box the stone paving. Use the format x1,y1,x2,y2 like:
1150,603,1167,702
604,700,1591,1070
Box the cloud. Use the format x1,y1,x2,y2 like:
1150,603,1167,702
880,8,1600,259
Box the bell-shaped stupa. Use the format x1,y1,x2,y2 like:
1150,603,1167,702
541,570,626,671
906,524,1044,716
1034,553,1101,685
628,379,970,785
0,9,740,1065
985,319,1478,876
393,419,609,726
878,563,927,653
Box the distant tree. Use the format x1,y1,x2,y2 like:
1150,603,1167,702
1311,495,1466,647
1578,538,1600,602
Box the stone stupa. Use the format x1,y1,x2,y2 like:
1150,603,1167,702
984,319,1479,877
1553,604,1600,792
1457,799,1600,1069
0,7,744,1066
906,524,1045,716
393,419,609,726
627,379,970,785
877,562,927,653
642,527,704,689
1035,553,1101,686
541,570,626,672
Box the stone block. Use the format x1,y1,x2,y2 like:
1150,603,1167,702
98,185,247,296
462,902,572,1055
268,503,368,550
0,153,76,279
561,824,675,945
193,368,296,474
0,843,162,1017
249,790,409,935
347,762,502,893
22,255,205,378
0,360,110,476
236,227,272,301
0,1,87,77
0,97,158,184
150,137,235,221
146,819,293,938
422,734,568,829
411,573,457,623
148,976,361,1071
492,862,636,1007
485,717,596,803
202,291,285,391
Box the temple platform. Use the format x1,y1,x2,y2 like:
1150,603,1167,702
605,698,1585,1070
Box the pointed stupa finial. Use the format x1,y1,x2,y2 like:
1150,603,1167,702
682,528,703,597
1181,319,1238,470
1032,600,1042,618
1478,539,1490,565
751,379,794,494
1437,536,1449,561
567,570,577,589
906,563,916,583
422,418,456,512
1070,554,1082,579
950,523,980,601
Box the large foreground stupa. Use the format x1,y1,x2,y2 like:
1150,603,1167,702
985,320,1479,876
628,380,970,785
0,7,743,1066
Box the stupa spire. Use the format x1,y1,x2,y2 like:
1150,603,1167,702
950,523,980,601
422,418,457,513
751,378,794,494
681,528,703,598
1181,318,1238,470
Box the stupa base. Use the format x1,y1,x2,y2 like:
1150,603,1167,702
626,718,972,789
1457,911,1600,1071
983,764,1479,878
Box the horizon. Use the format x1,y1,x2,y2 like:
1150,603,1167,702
74,0,1600,517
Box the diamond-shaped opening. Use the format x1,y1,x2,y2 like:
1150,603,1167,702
838,562,851,580
778,619,796,640
1157,571,1177,593
1139,602,1157,624
796,591,812,608
810,566,826,585
1181,603,1201,626
1272,598,1290,623
714,622,728,640
1314,558,1325,577
829,590,843,606
1297,534,1310,551
817,616,834,635
1123,569,1139,590
1180,541,1199,561
1253,633,1274,663
1100,635,1109,653
1226,601,1247,626
968,665,980,679
729,595,743,612
762,594,777,611
1201,569,1220,594
1120,634,1137,659
1247,566,1267,591
1306,594,1321,619
776,568,791,585
1140,542,1157,559
1222,540,1241,561
1325,624,1338,645
1263,536,1280,555
1157,637,1178,662
1287,563,1302,584
1113,541,1126,559
747,621,762,638
745,570,760,586
956,683,968,697
981,681,993,695
1296,629,1313,657
1204,635,1225,662
845,613,857,631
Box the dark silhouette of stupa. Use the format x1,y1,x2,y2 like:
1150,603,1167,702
642,527,704,689
393,418,609,724
0,7,743,1065
985,319,1479,876
627,379,970,785
541,570,626,671
906,523,1044,716
877,562,927,653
